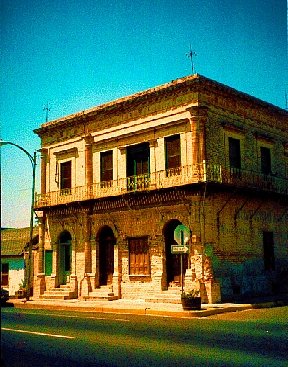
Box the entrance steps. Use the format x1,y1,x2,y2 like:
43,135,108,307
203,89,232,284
40,284,76,300
83,286,118,301
145,284,183,304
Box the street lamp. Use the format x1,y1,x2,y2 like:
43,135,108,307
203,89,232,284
0,140,37,301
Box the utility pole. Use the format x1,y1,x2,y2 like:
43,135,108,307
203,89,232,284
186,44,197,74
0,141,37,301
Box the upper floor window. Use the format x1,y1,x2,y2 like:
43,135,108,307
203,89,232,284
228,137,241,169
101,150,113,182
127,143,150,177
165,134,181,173
60,161,72,190
260,147,272,175
129,237,150,275
126,143,150,190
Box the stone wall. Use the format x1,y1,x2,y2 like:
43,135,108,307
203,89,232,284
38,187,287,303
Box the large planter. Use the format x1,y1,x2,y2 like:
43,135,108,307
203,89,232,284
15,289,26,299
181,296,201,310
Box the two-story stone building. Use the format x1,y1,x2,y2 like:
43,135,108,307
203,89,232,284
33,74,288,303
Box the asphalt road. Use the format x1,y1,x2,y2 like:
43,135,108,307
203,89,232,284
1,306,288,367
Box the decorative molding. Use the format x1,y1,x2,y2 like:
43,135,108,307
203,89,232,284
253,132,274,144
53,147,78,159
220,121,246,134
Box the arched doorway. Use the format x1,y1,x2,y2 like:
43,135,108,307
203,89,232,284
164,220,188,287
98,226,115,286
59,230,72,285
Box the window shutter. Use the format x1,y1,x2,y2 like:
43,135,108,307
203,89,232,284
60,161,72,189
165,135,181,170
101,151,113,182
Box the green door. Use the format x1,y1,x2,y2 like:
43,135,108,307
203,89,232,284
45,250,53,276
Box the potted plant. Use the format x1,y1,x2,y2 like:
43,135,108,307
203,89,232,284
181,289,201,310
16,280,26,299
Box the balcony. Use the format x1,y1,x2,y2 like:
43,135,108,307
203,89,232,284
34,163,288,209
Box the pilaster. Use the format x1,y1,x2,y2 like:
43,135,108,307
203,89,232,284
40,148,48,195
34,274,46,298
84,134,94,197
187,106,208,179
84,214,92,274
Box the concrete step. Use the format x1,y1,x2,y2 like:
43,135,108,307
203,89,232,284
60,284,71,289
83,294,118,301
40,285,75,300
144,290,183,304
83,286,118,301
45,288,71,292
39,294,74,300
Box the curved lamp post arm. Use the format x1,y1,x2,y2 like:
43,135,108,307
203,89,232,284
0,140,35,167
0,140,37,301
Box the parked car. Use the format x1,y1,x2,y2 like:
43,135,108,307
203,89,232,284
1,288,9,305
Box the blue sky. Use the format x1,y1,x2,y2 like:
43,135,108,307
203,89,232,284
1,0,287,228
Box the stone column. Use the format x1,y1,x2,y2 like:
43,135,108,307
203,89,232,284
84,214,92,274
37,215,45,275
85,135,93,198
34,216,46,297
149,139,158,188
118,147,127,192
80,214,93,298
40,148,48,195
50,237,58,289
149,235,164,292
187,106,208,180
112,241,121,299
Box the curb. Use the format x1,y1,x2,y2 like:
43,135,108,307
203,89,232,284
5,300,255,318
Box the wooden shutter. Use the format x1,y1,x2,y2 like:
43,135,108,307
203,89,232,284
60,161,72,189
165,135,181,170
101,151,113,182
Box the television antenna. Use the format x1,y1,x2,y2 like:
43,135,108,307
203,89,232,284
43,102,51,122
186,44,197,74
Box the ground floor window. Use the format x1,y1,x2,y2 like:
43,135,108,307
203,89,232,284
263,231,275,271
1,263,9,286
128,237,150,275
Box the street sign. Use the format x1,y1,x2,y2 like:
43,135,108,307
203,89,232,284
171,245,189,254
173,224,191,293
174,224,191,246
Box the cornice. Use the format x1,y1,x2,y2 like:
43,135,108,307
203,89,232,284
34,74,288,139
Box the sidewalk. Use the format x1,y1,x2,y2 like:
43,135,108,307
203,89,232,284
6,297,285,318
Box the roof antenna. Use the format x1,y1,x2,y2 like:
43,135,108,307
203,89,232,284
285,89,288,111
43,102,51,122
186,44,197,75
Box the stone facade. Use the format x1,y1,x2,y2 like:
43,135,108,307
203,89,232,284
33,74,288,303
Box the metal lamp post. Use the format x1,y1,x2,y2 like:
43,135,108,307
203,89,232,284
0,140,36,301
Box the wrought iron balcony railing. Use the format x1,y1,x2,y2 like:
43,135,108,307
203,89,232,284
34,163,288,208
